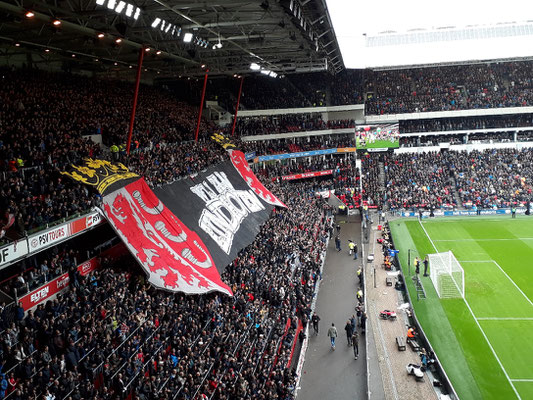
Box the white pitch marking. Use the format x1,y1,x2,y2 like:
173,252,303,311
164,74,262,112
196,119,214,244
491,260,533,308
477,318,533,321
419,220,522,400
435,238,533,242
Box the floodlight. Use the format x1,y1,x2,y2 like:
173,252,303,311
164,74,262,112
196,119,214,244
52,19,61,26
115,1,126,13
25,10,35,18
156,50,162,55
250,63,260,70
107,0,116,9
115,38,122,44
260,69,270,75
151,18,161,28
97,33,105,38
183,32,193,42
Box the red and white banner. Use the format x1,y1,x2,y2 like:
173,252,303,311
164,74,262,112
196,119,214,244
26,208,105,255
20,272,70,310
228,149,286,208
281,169,334,181
69,210,104,235
102,178,233,296
20,243,126,310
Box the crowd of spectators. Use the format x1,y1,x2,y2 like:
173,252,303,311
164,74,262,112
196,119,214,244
0,67,224,239
235,115,355,137
399,114,533,133
255,155,361,209
0,174,331,400
451,149,533,208
382,152,456,210
365,61,533,115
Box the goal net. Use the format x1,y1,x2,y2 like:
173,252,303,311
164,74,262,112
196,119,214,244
428,251,465,299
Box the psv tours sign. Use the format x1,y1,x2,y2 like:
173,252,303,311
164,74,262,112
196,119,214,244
71,151,286,296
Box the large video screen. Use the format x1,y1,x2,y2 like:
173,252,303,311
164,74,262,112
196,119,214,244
356,124,399,150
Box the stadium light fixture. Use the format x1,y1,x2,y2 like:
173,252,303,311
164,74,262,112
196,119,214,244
250,63,260,70
115,38,122,44
260,69,271,75
156,50,162,55
183,32,193,42
52,19,61,26
44,48,50,52
14,43,20,47
25,10,35,18
145,47,151,52
71,54,76,57
97,32,105,38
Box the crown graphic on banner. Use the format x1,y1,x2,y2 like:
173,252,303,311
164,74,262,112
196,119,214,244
61,158,139,195
211,132,236,149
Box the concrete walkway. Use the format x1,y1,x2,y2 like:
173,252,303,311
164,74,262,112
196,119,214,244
298,215,367,400
364,224,439,400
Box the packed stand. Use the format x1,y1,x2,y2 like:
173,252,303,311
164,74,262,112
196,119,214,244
0,175,332,400
399,114,533,133
0,67,223,240
383,152,456,210
235,114,355,137
364,61,533,115
451,149,533,208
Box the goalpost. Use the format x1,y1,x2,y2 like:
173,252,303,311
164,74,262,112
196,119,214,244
428,251,465,299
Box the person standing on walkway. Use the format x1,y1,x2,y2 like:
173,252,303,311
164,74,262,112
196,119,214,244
356,289,363,304
327,323,338,349
335,236,341,252
312,313,321,335
357,267,363,285
353,242,358,260
350,315,357,333
352,330,359,359
348,240,355,256
361,312,367,334
415,257,421,275
344,320,354,346
336,223,341,234
423,256,429,277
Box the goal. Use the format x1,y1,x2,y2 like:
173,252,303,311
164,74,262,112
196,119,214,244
428,251,465,299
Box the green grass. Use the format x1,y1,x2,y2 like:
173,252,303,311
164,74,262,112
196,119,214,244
355,138,399,149
390,216,533,400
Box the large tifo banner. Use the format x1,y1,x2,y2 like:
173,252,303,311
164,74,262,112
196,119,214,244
64,155,285,296
154,151,285,279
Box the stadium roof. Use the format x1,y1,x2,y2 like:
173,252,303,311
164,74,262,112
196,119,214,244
0,0,344,77
327,0,533,69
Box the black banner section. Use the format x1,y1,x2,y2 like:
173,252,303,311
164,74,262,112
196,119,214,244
154,160,276,272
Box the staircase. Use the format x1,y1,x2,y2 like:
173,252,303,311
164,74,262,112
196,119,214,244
450,176,463,209
412,275,427,300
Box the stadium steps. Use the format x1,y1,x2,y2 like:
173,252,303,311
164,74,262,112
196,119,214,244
450,176,463,209
378,161,386,186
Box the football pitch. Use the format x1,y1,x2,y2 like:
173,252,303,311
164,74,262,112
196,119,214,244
390,216,533,400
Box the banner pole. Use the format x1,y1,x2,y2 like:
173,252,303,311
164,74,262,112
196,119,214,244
126,47,145,155
194,69,209,142
231,76,244,137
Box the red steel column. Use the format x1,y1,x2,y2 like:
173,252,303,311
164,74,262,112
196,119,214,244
231,75,244,137
126,47,145,155
194,69,209,142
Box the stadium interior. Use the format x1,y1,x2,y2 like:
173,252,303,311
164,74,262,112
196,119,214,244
0,0,532,399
